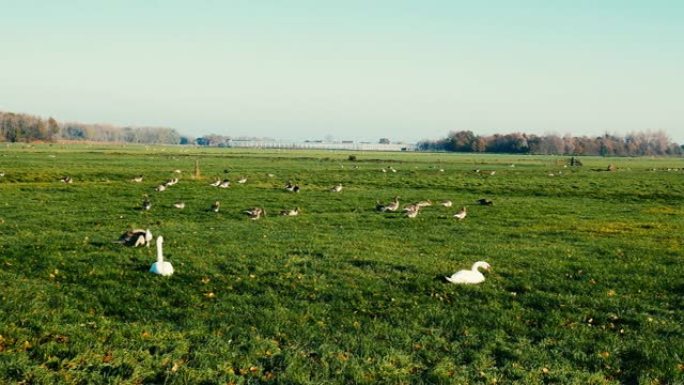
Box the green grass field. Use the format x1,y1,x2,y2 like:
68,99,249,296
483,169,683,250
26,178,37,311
1,144,683,385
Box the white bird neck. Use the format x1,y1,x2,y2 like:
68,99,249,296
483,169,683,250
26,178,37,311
472,261,488,271
156,236,164,263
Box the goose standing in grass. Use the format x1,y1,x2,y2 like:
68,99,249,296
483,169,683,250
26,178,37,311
166,177,179,186
453,206,467,220
440,200,453,208
132,175,143,183
245,207,265,220
155,183,167,192
445,261,491,284
173,201,185,209
280,207,300,216
416,200,432,208
60,176,73,184
142,195,152,211
388,166,397,173
211,201,220,213
376,196,400,212
210,179,221,187
218,179,231,188
330,184,343,193
119,229,153,247
149,236,174,276
237,177,247,184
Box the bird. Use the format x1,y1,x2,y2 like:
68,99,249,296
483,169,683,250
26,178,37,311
218,179,230,188
211,201,220,213
118,229,153,247
416,200,432,208
388,166,397,173
330,184,343,193
60,176,73,184
155,184,167,192
404,204,420,218
166,177,179,186
174,169,182,174
142,195,152,211
237,177,247,184
280,207,300,216
376,196,400,212
476,198,493,206
173,201,185,209
381,168,387,173
0,171,5,177
149,236,174,276
132,175,143,183
453,206,467,220
245,207,265,220
445,261,491,284
285,182,300,192
210,179,221,187
440,200,453,208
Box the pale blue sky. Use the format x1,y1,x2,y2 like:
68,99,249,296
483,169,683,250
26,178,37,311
1,0,683,142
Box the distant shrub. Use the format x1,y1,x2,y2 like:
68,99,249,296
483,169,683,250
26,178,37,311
348,155,357,161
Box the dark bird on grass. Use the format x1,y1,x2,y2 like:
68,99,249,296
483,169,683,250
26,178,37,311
445,261,491,284
453,206,467,220
211,201,220,213
376,196,400,212
285,182,300,192
476,198,494,206
118,229,153,247
280,207,300,216
245,207,265,220
142,195,152,211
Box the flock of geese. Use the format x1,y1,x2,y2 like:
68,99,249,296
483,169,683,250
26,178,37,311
103,168,494,282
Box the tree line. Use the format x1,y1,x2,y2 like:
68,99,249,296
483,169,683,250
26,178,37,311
0,111,183,144
418,130,683,156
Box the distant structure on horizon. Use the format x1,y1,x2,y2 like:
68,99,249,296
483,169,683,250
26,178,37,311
223,139,415,151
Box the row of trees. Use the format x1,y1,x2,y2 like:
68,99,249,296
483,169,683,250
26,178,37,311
0,111,183,144
418,130,683,156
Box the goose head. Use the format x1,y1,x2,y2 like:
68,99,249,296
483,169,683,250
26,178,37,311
472,261,491,271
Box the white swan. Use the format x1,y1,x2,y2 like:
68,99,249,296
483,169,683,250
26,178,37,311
445,261,491,284
150,236,174,276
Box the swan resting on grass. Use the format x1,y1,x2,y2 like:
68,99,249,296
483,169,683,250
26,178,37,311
150,236,174,276
445,261,491,284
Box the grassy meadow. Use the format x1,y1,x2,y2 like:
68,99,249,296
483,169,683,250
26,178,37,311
0,143,683,385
